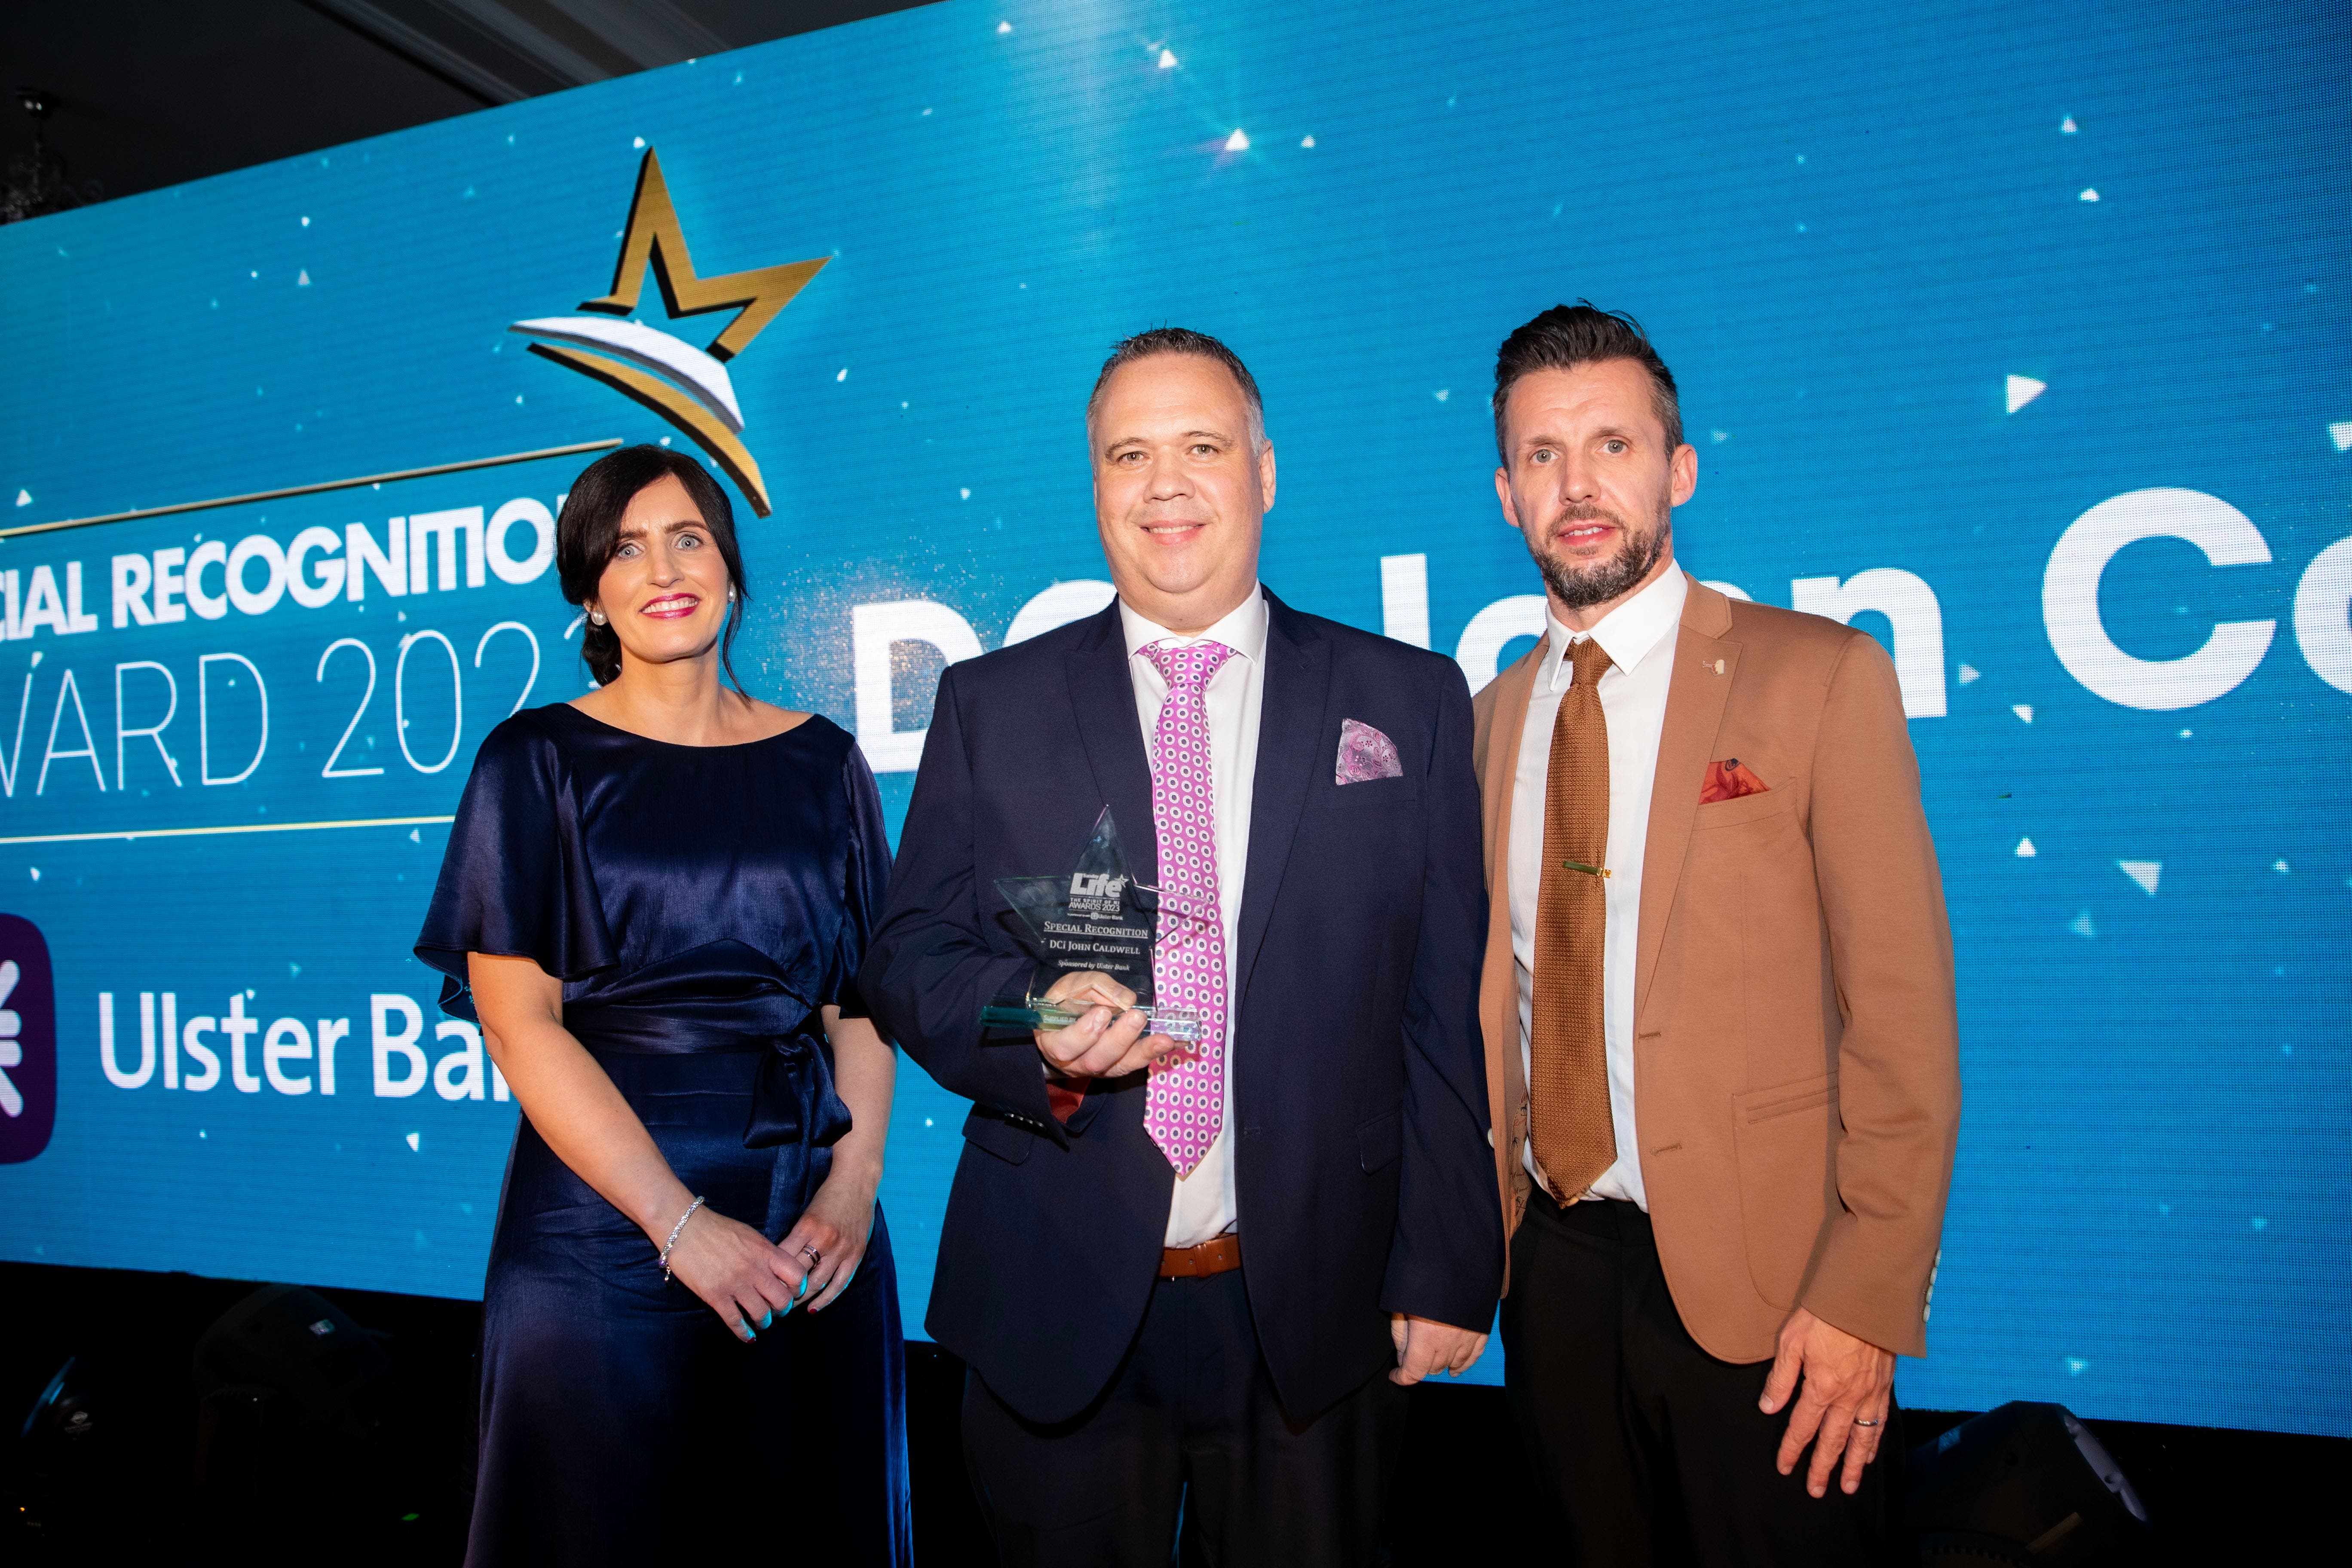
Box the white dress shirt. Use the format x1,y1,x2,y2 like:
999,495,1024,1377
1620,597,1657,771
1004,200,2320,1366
1508,567,1687,1210
1118,586,1268,1247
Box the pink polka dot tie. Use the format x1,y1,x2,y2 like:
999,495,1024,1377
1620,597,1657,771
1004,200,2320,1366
1139,638,1233,1177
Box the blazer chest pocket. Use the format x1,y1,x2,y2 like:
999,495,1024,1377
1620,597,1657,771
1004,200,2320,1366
962,1107,1034,1166
1357,1109,1402,1173
1730,1072,1837,1309
1318,775,1419,811
1693,787,1795,832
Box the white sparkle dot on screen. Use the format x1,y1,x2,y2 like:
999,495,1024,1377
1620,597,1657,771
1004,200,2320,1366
1158,49,1178,69
658,436,671,446
2274,859,2291,874
922,107,931,116
2061,115,2079,133
733,72,743,85
408,828,420,844
2012,704,2034,723
2015,837,2037,858
2252,1216,2269,1231
2069,910,2095,938
507,133,514,143
1957,663,1980,683
960,487,972,500
299,215,309,227
1710,429,1729,444
199,1129,207,1139
1433,389,1450,403
997,19,1012,34
12,490,28,507
514,395,524,404
900,401,909,410
2326,420,2352,452
2005,374,2047,413
836,367,849,382
1225,128,1250,152
406,1132,421,1151
2064,1357,2090,1376
2179,728,2193,738
297,270,311,285
633,136,646,148
1796,223,1807,233
28,867,37,881
2079,188,2100,202
2119,860,2161,896
250,270,257,278
925,1118,935,1127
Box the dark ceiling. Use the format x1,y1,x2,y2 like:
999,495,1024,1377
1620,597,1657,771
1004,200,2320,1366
2,0,929,216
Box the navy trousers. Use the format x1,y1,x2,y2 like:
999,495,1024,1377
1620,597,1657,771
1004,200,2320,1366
961,1267,1409,1568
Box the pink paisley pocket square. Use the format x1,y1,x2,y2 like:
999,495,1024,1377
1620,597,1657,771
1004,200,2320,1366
1335,718,1403,785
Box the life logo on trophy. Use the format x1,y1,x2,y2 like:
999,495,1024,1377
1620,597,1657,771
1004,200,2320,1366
507,148,828,518
0,914,57,1165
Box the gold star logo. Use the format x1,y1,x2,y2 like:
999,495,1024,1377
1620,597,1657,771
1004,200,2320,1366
510,149,828,516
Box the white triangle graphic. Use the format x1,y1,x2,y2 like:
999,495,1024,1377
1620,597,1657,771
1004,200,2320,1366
2069,910,2096,938
2015,837,2037,858
2328,420,2352,453
1224,128,1250,151
1957,663,1980,684
2006,375,2047,413
2012,704,2034,723
2119,860,2160,895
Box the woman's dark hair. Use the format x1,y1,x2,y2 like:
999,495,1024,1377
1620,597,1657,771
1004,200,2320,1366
556,445,750,691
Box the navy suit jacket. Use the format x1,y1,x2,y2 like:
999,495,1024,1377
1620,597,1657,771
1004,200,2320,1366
860,592,1502,1424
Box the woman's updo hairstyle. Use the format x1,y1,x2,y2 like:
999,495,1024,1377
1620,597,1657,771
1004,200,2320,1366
556,445,750,691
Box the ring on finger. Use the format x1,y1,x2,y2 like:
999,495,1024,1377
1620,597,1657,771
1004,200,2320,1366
1852,1415,1882,1427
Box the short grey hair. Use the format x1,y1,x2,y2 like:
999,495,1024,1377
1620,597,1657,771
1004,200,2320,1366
1085,326,1267,450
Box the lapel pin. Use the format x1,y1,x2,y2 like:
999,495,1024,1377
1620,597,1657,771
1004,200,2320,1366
1713,658,1726,675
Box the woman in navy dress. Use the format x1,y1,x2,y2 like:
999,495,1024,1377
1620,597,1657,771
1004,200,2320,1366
416,446,910,1564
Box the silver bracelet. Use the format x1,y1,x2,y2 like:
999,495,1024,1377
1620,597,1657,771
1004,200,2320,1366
658,1195,706,1282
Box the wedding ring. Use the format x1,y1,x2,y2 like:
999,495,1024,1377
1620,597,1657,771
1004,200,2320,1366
1853,1416,1882,1427
800,1244,823,1271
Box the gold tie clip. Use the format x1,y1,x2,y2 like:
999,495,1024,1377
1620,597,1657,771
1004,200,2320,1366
1559,860,1612,878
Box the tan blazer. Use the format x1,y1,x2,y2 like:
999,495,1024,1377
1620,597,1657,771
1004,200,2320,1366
1473,574,1960,1362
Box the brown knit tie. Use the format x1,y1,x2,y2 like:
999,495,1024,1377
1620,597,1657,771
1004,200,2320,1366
1530,637,1615,1199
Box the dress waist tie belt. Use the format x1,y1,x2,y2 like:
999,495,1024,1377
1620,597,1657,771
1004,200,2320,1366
565,999,852,1240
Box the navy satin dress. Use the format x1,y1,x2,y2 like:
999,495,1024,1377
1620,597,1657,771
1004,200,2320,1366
415,704,910,1566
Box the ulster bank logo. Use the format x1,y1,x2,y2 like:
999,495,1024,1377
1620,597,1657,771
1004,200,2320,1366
510,149,828,517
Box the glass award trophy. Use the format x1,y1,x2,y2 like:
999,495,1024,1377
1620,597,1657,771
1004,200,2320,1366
978,807,1204,1044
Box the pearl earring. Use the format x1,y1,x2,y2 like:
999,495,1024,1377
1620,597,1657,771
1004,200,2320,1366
588,610,606,626
728,588,736,603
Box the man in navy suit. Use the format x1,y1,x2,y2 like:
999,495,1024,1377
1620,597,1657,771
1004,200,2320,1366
861,329,1503,1566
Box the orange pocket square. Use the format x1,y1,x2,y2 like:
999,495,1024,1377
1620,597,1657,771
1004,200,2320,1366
1699,758,1769,804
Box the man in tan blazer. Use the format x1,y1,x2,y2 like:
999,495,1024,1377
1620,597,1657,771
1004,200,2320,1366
1474,304,1960,1565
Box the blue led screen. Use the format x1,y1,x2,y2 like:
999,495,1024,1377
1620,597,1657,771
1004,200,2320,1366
1,0,2347,1436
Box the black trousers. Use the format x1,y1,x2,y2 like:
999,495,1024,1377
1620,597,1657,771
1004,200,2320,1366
1500,1194,1900,1567
962,1268,1409,1568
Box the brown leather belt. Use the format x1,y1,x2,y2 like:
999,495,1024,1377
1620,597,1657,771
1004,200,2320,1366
1159,1233,1241,1278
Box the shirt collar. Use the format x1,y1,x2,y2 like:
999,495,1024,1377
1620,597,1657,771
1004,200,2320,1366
1537,566,1688,692
1120,584,1270,668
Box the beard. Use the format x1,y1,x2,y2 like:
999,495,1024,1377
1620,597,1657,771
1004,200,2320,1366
1527,498,1673,609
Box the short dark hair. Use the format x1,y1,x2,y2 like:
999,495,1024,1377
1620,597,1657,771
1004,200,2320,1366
1086,327,1266,447
1492,302,1682,459
556,444,749,691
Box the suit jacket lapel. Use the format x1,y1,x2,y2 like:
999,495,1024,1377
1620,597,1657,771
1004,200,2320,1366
1065,603,1158,888
1232,591,1331,1006
1635,576,1741,1020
